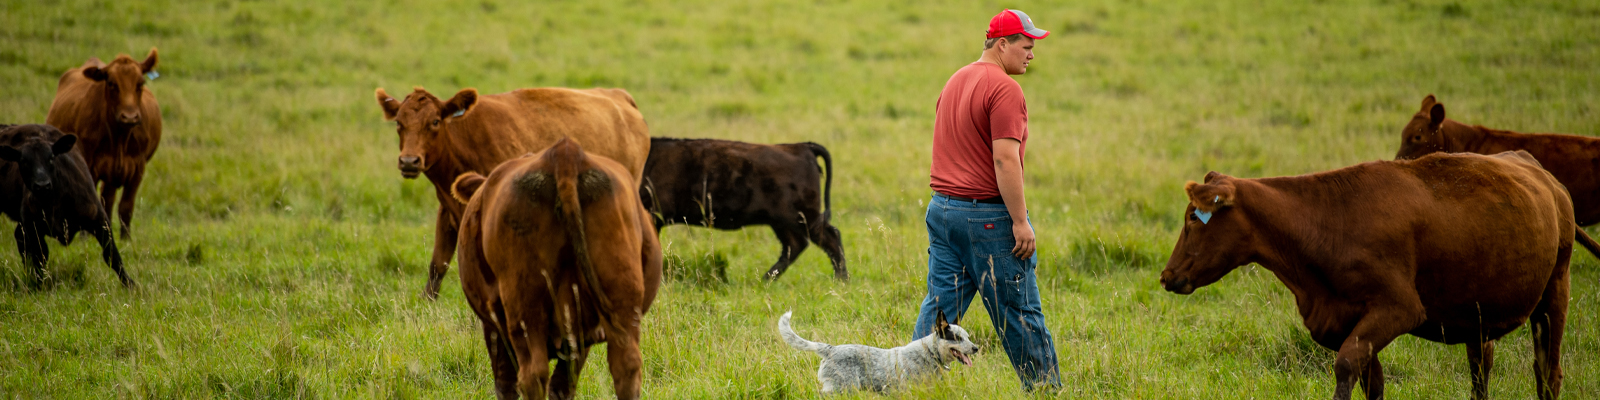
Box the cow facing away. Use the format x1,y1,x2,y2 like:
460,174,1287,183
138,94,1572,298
374,86,649,299
641,138,846,281
46,48,162,240
1161,151,1587,400
0,124,132,287
451,138,662,399
1395,94,1600,226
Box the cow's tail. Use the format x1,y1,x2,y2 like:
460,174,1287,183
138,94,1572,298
549,138,618,327
777,311,832,356
1576,228,1600,259
807,143,834,223
450,172,487,205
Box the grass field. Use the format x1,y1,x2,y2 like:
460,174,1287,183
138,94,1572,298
2,0,1599,398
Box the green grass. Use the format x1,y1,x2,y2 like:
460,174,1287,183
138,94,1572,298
2,0,1598,398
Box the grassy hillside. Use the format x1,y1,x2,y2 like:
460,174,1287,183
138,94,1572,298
1,0,1597,398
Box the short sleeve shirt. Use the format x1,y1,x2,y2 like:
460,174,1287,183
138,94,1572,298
929,62,1028,199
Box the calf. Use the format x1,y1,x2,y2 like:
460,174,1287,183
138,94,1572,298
640,138,846,281
452,138,661,399
46,48,163,239
0,124,131,287
1161,151,1586,400
1395,94,1600,227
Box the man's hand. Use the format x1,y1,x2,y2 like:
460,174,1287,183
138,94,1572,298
1011,220,1036,260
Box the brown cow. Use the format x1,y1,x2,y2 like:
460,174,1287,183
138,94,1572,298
1160,151,1588,400
46,48,163,239
1395,94,1600,229
374,86,649,299
451,138,662,399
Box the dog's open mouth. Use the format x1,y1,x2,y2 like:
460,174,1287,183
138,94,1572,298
950,349,971,366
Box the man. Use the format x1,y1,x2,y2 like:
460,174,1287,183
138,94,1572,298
912,9,1061,391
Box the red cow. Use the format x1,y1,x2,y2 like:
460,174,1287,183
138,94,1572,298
46,48,163,239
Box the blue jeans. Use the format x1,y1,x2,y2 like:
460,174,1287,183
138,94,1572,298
913,193,1061,391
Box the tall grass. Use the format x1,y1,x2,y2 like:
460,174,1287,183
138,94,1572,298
1,0,1597,397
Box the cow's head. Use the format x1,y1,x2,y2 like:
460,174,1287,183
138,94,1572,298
374,86,478,179
82,48,157,126
0,125,78,194
1394,94,1450,160
1161,172,1258,295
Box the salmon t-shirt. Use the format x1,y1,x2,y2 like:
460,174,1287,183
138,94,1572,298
929,62,1028,199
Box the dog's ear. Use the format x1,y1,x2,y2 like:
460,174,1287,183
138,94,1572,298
935,310,957,341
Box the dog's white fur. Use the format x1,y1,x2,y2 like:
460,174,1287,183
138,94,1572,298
778,310,979,394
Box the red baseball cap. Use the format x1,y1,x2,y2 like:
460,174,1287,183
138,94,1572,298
987,9,1050,39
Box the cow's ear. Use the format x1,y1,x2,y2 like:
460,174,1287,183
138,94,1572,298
1203,171,1229,184
0,146,18,162
51,135,77,155
1420,94,1437,112
441,88,479,119
451,172,487,205
1186,179,1236,211
83,67,109,82
140,48,158,73
1428,102,1446,132
376,88,400,121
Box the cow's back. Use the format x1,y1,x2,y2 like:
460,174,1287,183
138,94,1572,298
1396,151,1569,334
641,139,822,229
449,88,648,182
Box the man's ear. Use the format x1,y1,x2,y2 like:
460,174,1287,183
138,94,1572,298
52,135,77,155
83,67,109,82
0,146,18,162
140,48,159,73
1428,102,1446,132
376,88,400,121
441,88,479,119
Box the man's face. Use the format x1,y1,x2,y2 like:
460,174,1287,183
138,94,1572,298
1000,37,1035,75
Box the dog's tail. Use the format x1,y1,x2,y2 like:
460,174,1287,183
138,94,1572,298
778,311,831,355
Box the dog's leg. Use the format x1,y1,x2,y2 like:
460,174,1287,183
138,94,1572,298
548,345,591,400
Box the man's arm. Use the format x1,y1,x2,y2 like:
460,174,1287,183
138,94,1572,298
993,138,1034,259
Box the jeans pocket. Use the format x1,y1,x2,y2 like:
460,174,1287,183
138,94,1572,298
968,215,1013,243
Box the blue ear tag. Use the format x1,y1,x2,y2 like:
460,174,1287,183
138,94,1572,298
450,109,465,118
144,71,159,81
1194,209,1213,224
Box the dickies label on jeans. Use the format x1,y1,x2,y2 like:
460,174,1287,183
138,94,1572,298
984,223,995,230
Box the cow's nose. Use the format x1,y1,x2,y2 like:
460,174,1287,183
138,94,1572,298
398,155,421,167
1162,277,1190,293
118,111,141,124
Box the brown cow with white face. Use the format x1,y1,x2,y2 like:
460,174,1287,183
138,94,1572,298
374,86,649,299
46,48,163,240
1162,151,1586,400
1395,94,1600,230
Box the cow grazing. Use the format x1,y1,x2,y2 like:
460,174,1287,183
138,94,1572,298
1161,151,1588,400
451,138,662,399
46,48,163,240
0,124,132,287
373,86,649,299
1395,94,1600,227
640,138,846,281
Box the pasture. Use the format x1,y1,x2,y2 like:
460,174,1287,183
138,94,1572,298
2,0,1598,398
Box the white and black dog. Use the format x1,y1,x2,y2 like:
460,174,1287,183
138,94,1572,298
778,310,979,393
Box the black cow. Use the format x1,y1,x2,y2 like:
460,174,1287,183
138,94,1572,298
640,138,847,281
0,124,131,287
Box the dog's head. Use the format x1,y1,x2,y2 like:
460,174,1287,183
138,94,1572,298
933,310,979,366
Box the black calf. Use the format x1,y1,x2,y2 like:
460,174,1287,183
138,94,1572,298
641,138,847,281
0,124,131,287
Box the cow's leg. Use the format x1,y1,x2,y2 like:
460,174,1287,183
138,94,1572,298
605,322,643,400
548,345,591,400
808,221,848,281
1331,306,1420,400
90,219,132,287
97,181,117,229
1466,340,1495,400
424,207,459,300
509,323,552,400
1531,266,1568,400
763,225,808,281
17,224,49,283
481,319,519,400
115,171,143,239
